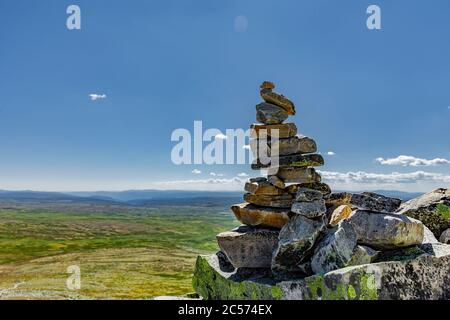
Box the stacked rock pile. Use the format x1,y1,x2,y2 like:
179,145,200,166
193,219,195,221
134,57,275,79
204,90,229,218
193,82,450,300
215,81,425,279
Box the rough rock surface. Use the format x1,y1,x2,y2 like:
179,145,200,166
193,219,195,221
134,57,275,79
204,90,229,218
244,193,293,208
271,167,321,184
291,200,327,219
193,243,450,299
327,205,353,227
423,225,439,244
250,123,297,139
311,221,357,274
286,182,331,196
347,210,424,250
440,228,450,244
348,245,379,266
231,203,290,229
217,226,279,268
272,215,327,276
260,90,296,115
294,188,323,202
397,188,450,238
268,175,285,189
351,192,402,213
250,136,317,157
256,103,288,125
244,180,285,195
252,153,324,169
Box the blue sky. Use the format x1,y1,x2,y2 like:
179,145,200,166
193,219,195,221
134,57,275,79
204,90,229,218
0,0,449,192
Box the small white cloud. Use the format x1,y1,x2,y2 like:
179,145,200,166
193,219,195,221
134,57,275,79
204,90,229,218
210,172,224,177
242,145,251,150
215,133,228,140
375,155,450,167
327,151,336,156
89,93,107,101
191,169,202,174
237,172,249,177
319,170,450,184
234,15,248,33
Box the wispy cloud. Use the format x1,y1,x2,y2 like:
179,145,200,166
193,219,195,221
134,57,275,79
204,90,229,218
319,170,450,184
237,172,249,177
327,151,336,156
191,169,202,174
89,93,107,101
153,177,246,191
375,155,450,167
210,172,224,177
215,133,228,140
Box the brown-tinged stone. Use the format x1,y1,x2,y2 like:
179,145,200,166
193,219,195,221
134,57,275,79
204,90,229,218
250,123,297,139
286,182,331,196
268,175,285,189
260,81,275,90
251,153,324,169
243,193,293,208
244,180,285,195
327,205,353,227
260,90,296,115
270,167,321,184
250,136,317,157
231,203,290,229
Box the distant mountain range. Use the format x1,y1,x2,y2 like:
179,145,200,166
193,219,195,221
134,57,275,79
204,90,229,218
0,189,423,206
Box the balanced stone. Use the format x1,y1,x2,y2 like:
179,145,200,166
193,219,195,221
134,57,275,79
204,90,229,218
295,188,323,202
251,153,324,169
325,192,353,207
327,205,353,227
397,188,450,237
347,210,424,250
260,89,296,115
270,167,321,184
351,192,401,213
291,200,327,219
250,136,317,157
256,103,288,125
244,180,285,195
249,177,267,183
286,182,331,196
260,81,275,90
311,221,357,274
217,226,279,268
272,215,327,275
348,245,379,266
268,175,285,189
244,193,293,208
231,203,290,229
250,123,297,139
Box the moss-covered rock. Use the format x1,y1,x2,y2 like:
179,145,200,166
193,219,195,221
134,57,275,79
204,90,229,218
193,244,450,300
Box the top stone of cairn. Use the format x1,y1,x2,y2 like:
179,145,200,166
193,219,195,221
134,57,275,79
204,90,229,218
259,81,296,116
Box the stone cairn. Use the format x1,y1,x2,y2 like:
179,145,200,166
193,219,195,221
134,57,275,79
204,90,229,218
214,81,425,280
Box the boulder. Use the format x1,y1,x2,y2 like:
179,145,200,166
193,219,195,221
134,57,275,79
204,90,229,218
252,153,324,169
311,221,358,274
347,210,424,250
260,90,296,115
294,188,323,202
351,192,401,213
270,167,321,184
217,226,279,269
268,175,285,189
256,103,289,125
244,180,285,195
250,123,297,139
243,193,293,208
440,228,450,244
325,192,353,207
286,182,331,196
291,200,327,219
193,243,450,300
327,205,353,227
397,188,450,238
250,136,317,157
231,203,290,229
272,215,327,276
348,245,379,266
